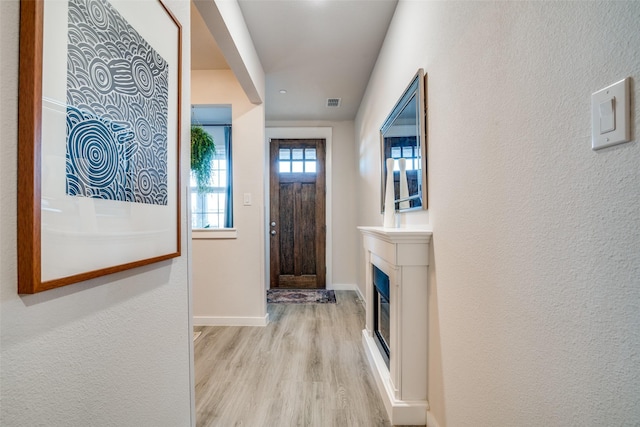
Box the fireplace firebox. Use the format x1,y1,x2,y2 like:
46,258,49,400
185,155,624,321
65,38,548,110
373,265,390,367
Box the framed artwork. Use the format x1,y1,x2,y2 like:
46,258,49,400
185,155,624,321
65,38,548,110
18,0,182,294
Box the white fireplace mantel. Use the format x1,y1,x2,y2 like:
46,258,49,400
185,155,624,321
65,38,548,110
358,226,432,426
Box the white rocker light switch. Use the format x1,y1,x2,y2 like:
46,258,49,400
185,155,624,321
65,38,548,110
592,78,631,150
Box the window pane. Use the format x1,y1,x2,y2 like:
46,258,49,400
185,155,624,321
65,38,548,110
292,161,303,173
292,148,304,160
219,171,226,187
209,170,219,187
205,192,225,229
279,161,291,173
191,190,227,229
305,161,316,173
279,148,290,160
305,148,316,160
190,121,232,229
402,146,414,158
391,147,402,158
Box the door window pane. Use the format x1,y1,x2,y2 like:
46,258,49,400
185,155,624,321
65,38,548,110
292,148,304,160
278,146,318,173
305,161,316,173
305,148,316,160
292,161,304,173
279,162,291,173
279,148,290,160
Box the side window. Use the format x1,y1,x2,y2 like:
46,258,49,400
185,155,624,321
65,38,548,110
190,106,232,229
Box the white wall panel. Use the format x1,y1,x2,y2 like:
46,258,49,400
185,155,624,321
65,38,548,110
355,2,640,425
0,1,193,425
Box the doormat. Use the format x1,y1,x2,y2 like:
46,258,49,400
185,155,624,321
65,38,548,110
267,289,337,304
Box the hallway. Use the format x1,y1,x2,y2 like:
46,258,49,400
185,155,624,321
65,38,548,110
194,291,399,426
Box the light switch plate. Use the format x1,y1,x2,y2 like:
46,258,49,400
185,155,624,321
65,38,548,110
592,77,631,150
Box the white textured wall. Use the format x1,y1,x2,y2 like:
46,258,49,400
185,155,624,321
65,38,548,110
192,70,266,323
266,120,358,289
194,0,264,105
212,0,264,103
0,1,193,426
355,1,640,426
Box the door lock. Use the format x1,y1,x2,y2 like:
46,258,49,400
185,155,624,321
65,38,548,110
270,230,277,235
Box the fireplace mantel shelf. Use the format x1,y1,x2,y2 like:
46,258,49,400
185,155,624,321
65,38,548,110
359,225,432,426
357,226,432,243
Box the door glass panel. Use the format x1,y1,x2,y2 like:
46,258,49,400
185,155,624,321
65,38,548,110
305,161,316,173
279,162,291,173
305,148,316,160
279,148,290,160
292,161,304,173
278,147,318,174
305,148,317,173
292,148,304,160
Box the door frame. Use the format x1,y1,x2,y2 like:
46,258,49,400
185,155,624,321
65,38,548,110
264,127,332,291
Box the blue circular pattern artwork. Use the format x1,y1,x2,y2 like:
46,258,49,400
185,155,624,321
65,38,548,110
65,0,169,206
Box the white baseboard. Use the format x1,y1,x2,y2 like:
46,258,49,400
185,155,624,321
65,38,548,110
329,283,364,299
354,285,364,301
194,313,269,327
328,283,356,291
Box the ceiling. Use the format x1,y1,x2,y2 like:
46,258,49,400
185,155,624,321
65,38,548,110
191,0,398,122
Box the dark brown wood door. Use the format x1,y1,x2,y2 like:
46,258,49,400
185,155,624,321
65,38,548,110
270,139,326,289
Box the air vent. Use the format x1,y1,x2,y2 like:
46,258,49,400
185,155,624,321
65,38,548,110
326,98,341,108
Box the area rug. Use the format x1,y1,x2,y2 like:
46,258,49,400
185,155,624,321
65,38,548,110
267,289,337,304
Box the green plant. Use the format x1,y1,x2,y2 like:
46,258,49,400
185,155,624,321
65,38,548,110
190,125,216,193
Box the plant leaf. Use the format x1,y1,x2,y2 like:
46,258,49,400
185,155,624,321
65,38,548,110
191,125,216,192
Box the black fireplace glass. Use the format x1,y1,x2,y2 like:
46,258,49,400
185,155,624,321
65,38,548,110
373,265,390,366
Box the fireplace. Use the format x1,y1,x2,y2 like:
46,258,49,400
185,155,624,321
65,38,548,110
358,226,432,426
373,265,390,366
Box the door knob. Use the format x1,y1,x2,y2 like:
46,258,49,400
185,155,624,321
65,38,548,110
270,222,276,227
271,230,276,235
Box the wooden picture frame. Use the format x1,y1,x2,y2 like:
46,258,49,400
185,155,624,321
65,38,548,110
18,0,182,294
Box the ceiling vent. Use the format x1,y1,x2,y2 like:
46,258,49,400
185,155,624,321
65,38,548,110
326,98,342,108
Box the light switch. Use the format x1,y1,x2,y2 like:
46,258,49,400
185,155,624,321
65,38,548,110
599,98,615,134
592,77,631,150
243,193,252,206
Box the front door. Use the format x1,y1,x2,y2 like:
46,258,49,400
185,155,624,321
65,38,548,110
269,139,326,289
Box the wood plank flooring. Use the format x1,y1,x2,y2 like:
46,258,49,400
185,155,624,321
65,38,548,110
194,290,400,427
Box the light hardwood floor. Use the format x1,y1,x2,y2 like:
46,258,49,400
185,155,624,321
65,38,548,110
194,290,409,427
